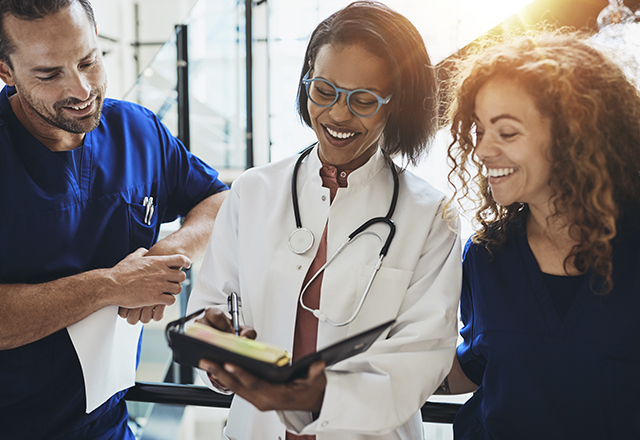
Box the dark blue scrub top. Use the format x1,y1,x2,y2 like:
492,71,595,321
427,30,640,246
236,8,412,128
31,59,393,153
0,86,228,439
455,205,640,440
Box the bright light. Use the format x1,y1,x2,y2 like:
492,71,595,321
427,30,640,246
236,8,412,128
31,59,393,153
456,0,536,49
380,0,536,63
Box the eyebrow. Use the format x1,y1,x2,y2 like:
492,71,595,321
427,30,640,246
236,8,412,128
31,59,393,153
30,49,98,74
471,113,523,125
489,114,522,124
315,75,386,95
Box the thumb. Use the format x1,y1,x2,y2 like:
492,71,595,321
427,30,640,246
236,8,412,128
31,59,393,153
307,361,326,380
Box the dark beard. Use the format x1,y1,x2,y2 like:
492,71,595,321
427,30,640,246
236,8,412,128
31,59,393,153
18,84,105,134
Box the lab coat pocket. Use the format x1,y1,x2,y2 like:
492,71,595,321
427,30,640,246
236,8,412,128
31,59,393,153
346,265,413,337
127,201,159,252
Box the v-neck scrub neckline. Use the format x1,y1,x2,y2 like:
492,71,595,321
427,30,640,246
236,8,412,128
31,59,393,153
454,206,640,439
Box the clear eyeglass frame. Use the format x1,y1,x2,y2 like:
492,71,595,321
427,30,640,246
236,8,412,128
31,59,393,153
302,72,392,118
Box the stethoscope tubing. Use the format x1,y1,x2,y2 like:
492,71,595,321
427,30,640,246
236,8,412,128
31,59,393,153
291,144,399,326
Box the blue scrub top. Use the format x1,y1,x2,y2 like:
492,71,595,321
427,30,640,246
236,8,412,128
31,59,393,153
0,86,228,439
455,205,640,440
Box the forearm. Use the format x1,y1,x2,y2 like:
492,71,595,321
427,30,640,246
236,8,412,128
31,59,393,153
148,191,228,260
434,354,478,395
1,249,190,349
0,269,114,350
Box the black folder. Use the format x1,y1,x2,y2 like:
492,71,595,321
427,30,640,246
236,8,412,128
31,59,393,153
166,308,394,383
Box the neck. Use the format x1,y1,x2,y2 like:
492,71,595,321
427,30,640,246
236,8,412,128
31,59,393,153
9,93,85,151
526,203,581,275
320,145,378,173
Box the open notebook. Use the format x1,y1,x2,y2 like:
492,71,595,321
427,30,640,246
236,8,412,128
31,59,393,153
166,308,394,383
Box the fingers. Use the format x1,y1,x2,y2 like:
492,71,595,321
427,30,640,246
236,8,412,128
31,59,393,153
118,304,167,325
239,327,257,340
152,304,166,321
160,280,184,296
199,359,235,391
196,308,234,333
110,251,190,308
139,305,155,323
126,307,142,325
167,268,188,284
307,361,326,381
163,254,192,270
198,359,326,412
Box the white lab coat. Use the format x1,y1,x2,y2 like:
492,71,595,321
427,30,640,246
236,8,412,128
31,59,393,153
188,147,461,440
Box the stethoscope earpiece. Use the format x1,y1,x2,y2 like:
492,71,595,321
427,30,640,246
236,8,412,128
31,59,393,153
290,145,400,327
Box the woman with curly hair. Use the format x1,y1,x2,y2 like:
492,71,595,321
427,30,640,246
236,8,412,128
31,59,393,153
435,31,640,439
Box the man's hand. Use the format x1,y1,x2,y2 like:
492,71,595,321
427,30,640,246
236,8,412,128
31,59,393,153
117,304,166,325
117,192,228,325
109,248,191,324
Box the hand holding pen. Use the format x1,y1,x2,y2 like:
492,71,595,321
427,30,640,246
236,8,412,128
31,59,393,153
195,301,256,340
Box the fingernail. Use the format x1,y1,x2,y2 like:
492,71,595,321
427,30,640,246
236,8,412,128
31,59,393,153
224,364,235,374
199,361,211,371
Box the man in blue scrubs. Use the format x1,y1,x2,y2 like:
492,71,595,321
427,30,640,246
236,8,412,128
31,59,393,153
0,0,229,438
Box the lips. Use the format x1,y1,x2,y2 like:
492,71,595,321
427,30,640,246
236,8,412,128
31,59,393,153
486,167,517,178
70,101,91,111
62,98,95,117
322,124,360,147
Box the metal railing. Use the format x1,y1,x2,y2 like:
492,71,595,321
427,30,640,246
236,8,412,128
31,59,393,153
125,381,462,424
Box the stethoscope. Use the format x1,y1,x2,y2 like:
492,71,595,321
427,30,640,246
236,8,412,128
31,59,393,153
288,145,399,327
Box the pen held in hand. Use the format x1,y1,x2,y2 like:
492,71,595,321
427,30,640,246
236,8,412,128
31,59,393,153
228,292,241,336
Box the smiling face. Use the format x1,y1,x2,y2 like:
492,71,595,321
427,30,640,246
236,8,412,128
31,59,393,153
473,77,554,211
0,2,106,150
308,43,392,171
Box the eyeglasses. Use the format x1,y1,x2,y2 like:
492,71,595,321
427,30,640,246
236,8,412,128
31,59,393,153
302,72,392,118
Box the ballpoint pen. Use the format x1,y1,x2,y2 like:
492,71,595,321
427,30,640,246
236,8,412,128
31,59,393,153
143,196,154,226
227,292,241,336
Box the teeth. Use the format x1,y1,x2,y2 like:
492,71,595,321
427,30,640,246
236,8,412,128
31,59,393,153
70,101,91,110
326,126,355,139
487,167,517,177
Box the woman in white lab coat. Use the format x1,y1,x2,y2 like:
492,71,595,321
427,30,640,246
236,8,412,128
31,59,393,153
187,2,461,439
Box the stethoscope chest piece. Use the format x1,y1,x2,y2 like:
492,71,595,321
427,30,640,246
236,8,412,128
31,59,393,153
288,227,315,254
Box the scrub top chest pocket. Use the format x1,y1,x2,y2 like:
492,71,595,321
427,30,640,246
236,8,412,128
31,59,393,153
127,192,160,252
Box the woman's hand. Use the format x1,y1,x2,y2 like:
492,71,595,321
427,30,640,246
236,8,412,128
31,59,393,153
195,307,257,391
195,306,256,339
199,359,327,413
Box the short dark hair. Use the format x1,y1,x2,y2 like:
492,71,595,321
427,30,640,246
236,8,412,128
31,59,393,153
296,0,437,167
0,0,96,68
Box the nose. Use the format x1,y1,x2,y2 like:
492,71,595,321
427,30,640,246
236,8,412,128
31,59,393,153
474,132,499,162
65,71,92,102
328,92,352,122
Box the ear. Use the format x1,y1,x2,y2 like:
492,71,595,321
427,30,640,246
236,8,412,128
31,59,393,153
0,59,16,86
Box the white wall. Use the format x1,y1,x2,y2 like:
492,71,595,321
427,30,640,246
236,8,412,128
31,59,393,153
92,0,198,99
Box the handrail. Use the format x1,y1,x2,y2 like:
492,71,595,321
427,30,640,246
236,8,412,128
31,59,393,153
125,382,461,424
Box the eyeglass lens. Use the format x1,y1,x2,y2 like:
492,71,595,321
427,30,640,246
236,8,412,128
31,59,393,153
308,79,381,117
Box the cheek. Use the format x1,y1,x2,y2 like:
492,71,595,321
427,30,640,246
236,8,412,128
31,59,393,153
26,86,58,108
307,103,324,129
364,114,387,139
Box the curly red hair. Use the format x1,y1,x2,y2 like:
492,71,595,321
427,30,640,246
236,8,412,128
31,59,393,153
445,30,640,292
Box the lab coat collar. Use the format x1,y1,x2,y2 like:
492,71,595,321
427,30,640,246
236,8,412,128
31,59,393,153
303,146,386,188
